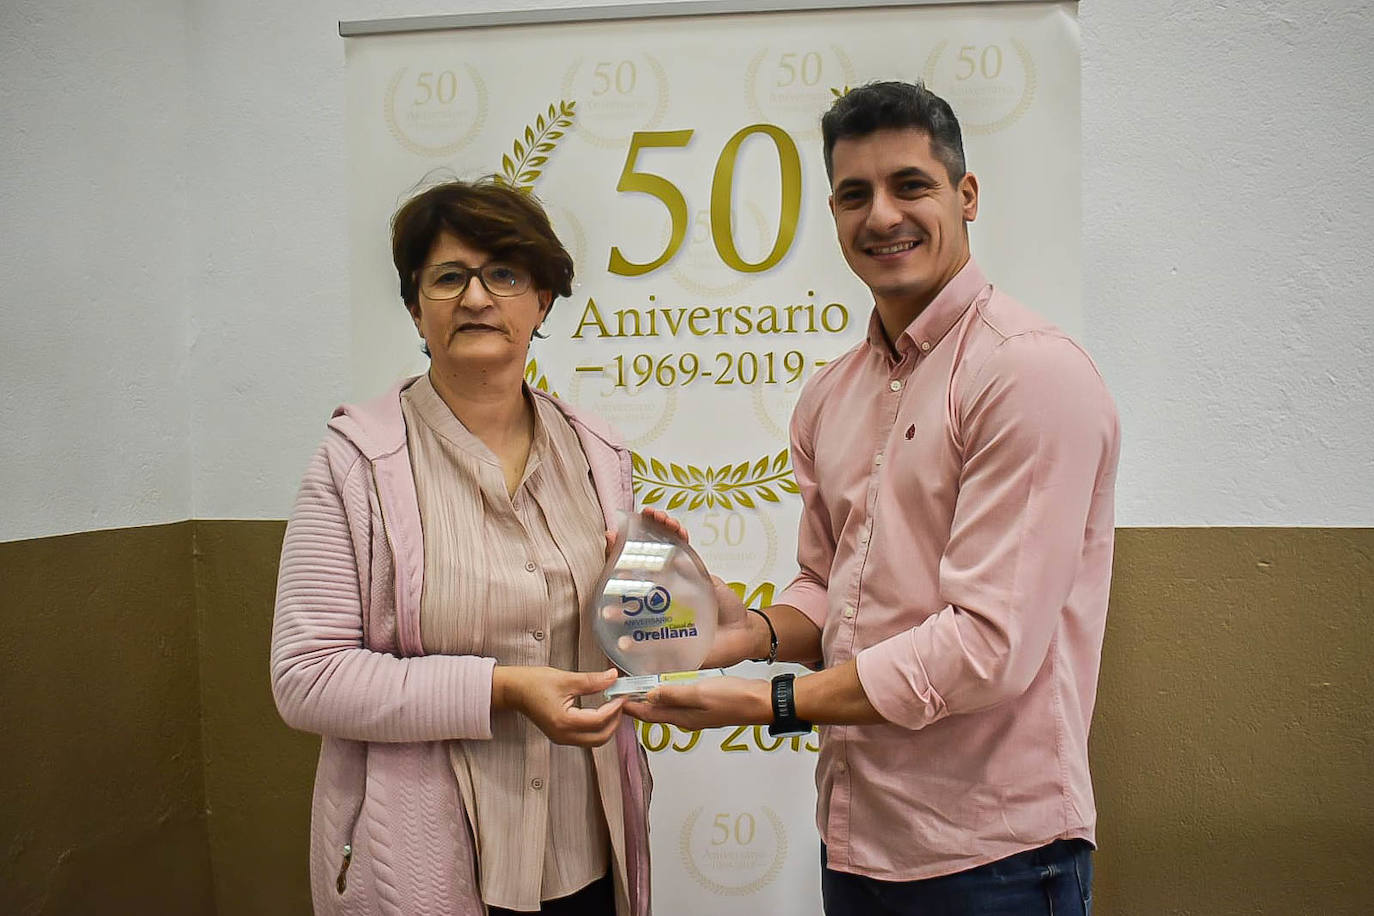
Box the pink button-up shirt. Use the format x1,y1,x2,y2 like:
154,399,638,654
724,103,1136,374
778,259,1120,881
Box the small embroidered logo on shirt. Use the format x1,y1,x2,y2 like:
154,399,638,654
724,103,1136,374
905,424,916,440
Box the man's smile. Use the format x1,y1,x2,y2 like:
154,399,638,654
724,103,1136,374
863,238,923,258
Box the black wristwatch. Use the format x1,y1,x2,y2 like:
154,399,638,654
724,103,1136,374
767,672,813,737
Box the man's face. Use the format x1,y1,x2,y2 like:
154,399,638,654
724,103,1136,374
829,128,979,321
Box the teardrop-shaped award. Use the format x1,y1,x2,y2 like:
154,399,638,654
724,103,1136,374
588,512,722,697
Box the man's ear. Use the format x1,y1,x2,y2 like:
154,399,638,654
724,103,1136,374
959,171,979,223
538,289,553,320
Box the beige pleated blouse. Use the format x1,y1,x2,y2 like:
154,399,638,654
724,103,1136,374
401,375,615,911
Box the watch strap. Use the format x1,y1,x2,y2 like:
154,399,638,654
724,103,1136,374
767,672,813,737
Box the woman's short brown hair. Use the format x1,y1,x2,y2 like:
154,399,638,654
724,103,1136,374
390,177,574,308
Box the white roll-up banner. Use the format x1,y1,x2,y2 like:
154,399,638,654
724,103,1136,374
345,3,1079,911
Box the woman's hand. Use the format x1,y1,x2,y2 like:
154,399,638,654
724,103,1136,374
493,666,626,747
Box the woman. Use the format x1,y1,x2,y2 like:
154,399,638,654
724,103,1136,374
271,178,653,915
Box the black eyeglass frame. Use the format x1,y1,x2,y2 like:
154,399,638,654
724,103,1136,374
416,261,534,300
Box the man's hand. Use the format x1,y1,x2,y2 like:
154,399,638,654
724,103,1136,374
702,577,767,669
633,509,763,668
606,507,691,557
493,667,626,747
623,675,772,731
635,506,689,541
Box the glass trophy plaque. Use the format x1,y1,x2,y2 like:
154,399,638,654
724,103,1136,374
589,512,722,698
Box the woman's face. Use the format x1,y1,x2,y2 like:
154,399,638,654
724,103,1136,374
409,231,551,375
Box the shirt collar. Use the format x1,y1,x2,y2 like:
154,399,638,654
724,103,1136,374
407,373,549,473
864,258,989,359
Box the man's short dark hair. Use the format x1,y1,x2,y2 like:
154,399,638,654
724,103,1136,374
821,80,966,184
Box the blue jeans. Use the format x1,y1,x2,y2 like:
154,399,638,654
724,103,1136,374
822,839,1093,916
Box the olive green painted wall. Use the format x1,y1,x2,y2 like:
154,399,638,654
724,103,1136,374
1092,528,1372,913
194,521,318,916
2,524,1371,914
0,523,215,916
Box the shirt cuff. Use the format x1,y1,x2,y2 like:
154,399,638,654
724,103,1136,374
855,630,948,731
777,578,829,631
450,655,497,740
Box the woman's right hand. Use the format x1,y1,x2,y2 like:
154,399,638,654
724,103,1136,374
492,666,626,747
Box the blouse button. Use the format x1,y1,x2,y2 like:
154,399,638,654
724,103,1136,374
920,341,932,352
889,379,902,392
525,561,537,572
532,629,546,641
530,778,544,790
842,606,856,620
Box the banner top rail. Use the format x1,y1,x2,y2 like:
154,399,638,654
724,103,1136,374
339,0,1069,38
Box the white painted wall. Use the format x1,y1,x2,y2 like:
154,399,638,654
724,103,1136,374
3,0,1371,540
1,0,192,542
1082,1,1374,526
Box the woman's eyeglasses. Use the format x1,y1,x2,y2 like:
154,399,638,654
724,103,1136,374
418,262,533,299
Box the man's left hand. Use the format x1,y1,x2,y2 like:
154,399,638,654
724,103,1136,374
624,676,773,731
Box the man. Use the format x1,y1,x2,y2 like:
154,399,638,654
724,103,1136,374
628,81,1119,914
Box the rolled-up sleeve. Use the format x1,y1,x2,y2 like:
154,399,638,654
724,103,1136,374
777,382,835,629
856,333,1118,730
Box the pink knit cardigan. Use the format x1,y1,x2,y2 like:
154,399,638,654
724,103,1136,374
271,378,651,915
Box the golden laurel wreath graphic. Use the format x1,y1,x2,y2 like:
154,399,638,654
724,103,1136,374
524,359,558,397
383,64,489,158
680,805,789,896
921,38,1038,136
559,55,671,150
529,358,793,512
632,449,798,511
745,45,854,140
495,101,576,193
